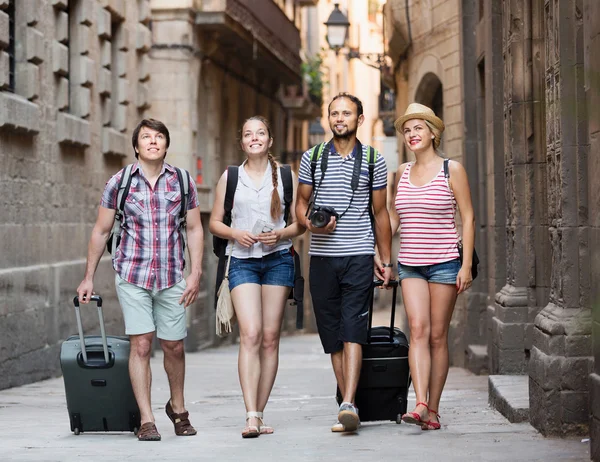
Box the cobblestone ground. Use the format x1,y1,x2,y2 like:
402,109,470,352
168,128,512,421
0,335,589,462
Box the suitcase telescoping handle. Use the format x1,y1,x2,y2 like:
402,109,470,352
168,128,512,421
368,279,399,343
72,295,109,365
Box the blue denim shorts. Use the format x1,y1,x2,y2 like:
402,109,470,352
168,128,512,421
398,258,461,285
228,249,294,291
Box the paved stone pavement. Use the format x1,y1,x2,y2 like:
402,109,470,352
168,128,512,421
0,335,589,462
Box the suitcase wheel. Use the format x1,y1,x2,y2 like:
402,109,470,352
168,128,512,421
396,414,403,424
133,427,139,436
74,427,81,435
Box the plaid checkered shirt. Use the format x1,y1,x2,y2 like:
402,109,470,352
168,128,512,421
101,162,199,291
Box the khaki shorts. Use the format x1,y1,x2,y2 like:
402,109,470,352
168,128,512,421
115,274,187,341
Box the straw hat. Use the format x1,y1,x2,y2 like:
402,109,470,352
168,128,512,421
394,103,445,134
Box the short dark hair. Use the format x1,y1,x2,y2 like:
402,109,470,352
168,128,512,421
132,118,170,158
328,92,364,117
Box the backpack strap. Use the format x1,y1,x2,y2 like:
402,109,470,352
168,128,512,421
309,142,328,188
443,158,450,179
280,165,293,224
367,146,377,233
175,167,190,254
109,163,134,255
176,167,190,222
350,140,363,192
223,166,239,227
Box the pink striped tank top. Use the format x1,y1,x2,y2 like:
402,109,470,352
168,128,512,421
395,161,460,266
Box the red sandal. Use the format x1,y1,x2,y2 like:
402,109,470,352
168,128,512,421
421,409,441,430
401,402,429,425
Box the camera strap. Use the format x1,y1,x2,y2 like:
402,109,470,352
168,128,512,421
307,140,365,219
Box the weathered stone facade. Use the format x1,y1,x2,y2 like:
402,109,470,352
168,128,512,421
585,0,600,456
0,0,153,389
0,0,315,389
462,0,596,441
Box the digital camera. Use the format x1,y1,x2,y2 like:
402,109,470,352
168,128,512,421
309,205,339,228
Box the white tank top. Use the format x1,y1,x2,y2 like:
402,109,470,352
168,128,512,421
227,160,292,258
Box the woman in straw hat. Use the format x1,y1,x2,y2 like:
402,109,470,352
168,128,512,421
389,103,475,430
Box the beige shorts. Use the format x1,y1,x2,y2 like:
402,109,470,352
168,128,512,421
115,274,187,341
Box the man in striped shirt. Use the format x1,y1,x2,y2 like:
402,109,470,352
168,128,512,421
296,93,393,433
77,119,204,441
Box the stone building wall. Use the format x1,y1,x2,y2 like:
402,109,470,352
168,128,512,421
0,0,312,389
527,0,592,437
463,0,595,438
0,0,153,389
587,0,600,453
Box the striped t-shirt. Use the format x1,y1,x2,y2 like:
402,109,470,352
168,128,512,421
395,161,460,266
298,142,387,256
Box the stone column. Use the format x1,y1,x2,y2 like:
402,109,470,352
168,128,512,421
483,0,507,374
529,0,592,436
585,0,600,456
460,0,490,374
491,0,544,376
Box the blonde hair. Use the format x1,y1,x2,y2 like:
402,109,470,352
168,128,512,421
424,120,442,150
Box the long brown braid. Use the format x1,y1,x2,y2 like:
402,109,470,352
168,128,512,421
241,116,281,222
267,153,281,221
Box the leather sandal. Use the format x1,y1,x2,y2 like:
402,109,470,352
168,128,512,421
242,411,261,438
421,409,441,430
137,422,161,441
256,412,274,435
401,402,429,425
165,400,197,436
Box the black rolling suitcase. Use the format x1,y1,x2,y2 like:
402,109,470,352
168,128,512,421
60,295,141,435
337,279,410,423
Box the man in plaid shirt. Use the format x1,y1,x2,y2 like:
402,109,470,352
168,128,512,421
77,119,204,441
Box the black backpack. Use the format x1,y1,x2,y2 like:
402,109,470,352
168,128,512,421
213,165,304,328
107,164,190,255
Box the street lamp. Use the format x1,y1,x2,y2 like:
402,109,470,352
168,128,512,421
324,3,350,53
323,3,388,70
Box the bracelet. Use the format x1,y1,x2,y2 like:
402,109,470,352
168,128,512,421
382,263,394,268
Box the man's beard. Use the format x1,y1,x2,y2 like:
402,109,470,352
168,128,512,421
332,126,357,140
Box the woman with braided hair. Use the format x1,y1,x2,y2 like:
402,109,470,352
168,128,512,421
209,116,305,438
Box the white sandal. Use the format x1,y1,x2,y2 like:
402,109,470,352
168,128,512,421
256,411,274,435
242,411,260,439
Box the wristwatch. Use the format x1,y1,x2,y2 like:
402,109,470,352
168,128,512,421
382,263,394,268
